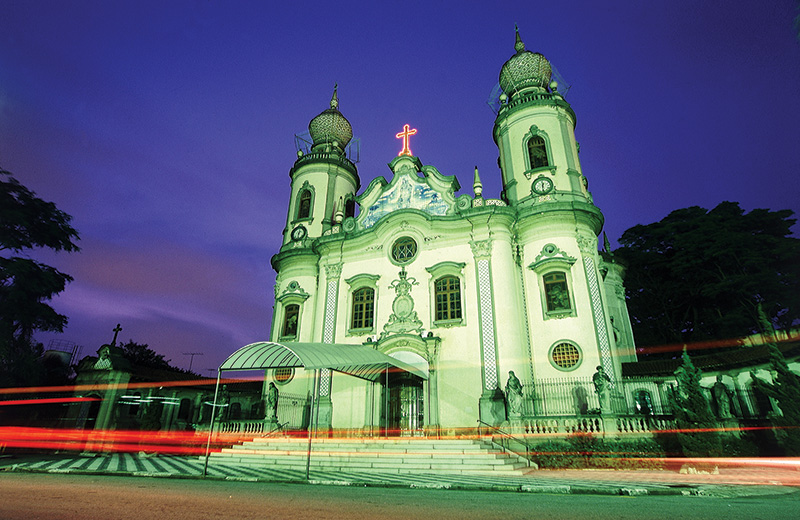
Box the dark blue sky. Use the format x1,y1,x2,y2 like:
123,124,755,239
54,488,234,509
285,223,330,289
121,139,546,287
2,1,799,373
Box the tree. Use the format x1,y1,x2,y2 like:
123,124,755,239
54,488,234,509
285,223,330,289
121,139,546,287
118,340,197,375
0,169,80,387
118,340,173,371
749,310,800,455
670,350,722,460
615,202,800,354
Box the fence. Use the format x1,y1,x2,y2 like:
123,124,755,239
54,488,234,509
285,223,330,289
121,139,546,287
522,376,781,422
523,377,675,417
218,392,309,434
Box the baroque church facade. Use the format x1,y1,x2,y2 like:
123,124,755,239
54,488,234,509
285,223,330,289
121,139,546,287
268,30,637,435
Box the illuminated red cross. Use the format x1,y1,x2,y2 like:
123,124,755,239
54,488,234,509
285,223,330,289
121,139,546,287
395,124,418,156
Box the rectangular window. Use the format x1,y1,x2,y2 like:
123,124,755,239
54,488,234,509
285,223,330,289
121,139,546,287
282,304,299,337
351,287,375,329
543,272,571,312
435,276,462,321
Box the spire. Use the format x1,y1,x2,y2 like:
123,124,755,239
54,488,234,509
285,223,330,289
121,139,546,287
330,83,339,110
514,24,525,53
473,166,483,197
603,232,612,255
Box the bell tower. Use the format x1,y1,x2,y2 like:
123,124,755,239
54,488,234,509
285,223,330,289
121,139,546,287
283,86,360,246
493,28,590,207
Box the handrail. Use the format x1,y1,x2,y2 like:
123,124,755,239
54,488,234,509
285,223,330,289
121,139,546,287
263,422,288,437
476,420,531,467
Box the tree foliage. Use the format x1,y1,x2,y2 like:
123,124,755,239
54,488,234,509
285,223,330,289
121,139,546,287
1,169,80,387
119,341,173,371
750,312,800,455
671,350,722,458
615,202,800,352
118,340,196,375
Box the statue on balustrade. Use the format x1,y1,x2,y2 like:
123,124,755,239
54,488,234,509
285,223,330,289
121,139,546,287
592,365,612,414
711,375,733,419
266,382,279,421
505,371,524,420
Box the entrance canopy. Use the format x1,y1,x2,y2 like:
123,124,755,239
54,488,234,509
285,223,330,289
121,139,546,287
219,341,428,382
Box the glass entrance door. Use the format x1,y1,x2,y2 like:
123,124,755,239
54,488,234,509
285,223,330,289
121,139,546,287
387,377,424,436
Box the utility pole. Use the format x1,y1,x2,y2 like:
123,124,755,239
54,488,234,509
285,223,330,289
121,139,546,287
182,352,203,371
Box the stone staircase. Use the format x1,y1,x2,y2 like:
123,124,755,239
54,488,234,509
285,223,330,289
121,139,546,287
204,437,530,475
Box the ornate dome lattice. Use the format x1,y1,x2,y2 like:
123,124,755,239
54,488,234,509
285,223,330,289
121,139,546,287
308,84,353,152
499,27,552,96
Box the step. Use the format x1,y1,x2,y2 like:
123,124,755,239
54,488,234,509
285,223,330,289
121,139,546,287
203,437,529,474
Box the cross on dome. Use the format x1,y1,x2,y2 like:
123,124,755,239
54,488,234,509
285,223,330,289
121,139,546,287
395,124,417,156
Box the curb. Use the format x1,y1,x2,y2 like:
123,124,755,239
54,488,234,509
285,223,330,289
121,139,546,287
4,463,695,497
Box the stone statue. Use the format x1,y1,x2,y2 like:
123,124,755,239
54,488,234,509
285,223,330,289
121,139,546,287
505,371,524,419
592,365,612,413
93,346,113,370
266,382,279,421
217,385,230,420
711,375,732,419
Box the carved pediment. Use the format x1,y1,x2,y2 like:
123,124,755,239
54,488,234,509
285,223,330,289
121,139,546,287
357,156,460,229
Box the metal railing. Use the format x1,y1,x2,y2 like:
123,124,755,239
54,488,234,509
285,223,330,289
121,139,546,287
477,420,532,466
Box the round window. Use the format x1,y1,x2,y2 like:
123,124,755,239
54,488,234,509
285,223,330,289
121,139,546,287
391,236,418,264
550,342,581,370
273,367,294,384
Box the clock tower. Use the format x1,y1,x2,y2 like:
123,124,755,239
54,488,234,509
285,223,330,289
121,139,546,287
493,27,590,207
282,86,360,247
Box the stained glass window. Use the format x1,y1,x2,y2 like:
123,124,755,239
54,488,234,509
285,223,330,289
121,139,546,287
544,272,571,312
527,135,549,169
282,304,299,337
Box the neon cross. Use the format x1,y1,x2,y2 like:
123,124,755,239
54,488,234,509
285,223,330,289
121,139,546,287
395,124,417,156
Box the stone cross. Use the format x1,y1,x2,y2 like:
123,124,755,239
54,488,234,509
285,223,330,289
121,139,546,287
111,323,122,346
395,124,417,156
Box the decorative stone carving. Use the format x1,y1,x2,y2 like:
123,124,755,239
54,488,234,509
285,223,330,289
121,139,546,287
469,239,492,260
325,263,343,280
277,281,310,303
576,234,597,255
381,269,423,338
528,243,576,273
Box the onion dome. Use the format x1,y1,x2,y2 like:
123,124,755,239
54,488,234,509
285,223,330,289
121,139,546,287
308,84,353,152
499,26,552,96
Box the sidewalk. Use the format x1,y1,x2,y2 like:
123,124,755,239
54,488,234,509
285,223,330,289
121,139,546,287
2,452,798,497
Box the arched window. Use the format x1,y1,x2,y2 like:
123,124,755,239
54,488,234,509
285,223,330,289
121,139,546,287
633,390,653,415
282,304,299,338
435,276,462,321
297,189,312,220
527,136,549,169
351,287,375,330
177,398,192,420
543,272,571,312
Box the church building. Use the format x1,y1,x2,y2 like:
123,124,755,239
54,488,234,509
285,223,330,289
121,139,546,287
268,29,637,436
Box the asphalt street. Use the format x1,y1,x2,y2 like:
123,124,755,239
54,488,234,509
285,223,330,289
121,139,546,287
1,472,798,520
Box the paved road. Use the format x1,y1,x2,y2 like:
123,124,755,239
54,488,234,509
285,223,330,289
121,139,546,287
1,472,798,520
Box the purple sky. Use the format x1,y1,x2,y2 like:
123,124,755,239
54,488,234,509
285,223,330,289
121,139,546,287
2,1,799,373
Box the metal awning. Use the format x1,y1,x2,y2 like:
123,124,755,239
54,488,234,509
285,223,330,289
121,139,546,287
219,341,428,381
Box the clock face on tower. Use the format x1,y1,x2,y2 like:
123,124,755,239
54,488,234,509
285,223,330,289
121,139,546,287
531,176,553,195
290,225,307,241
